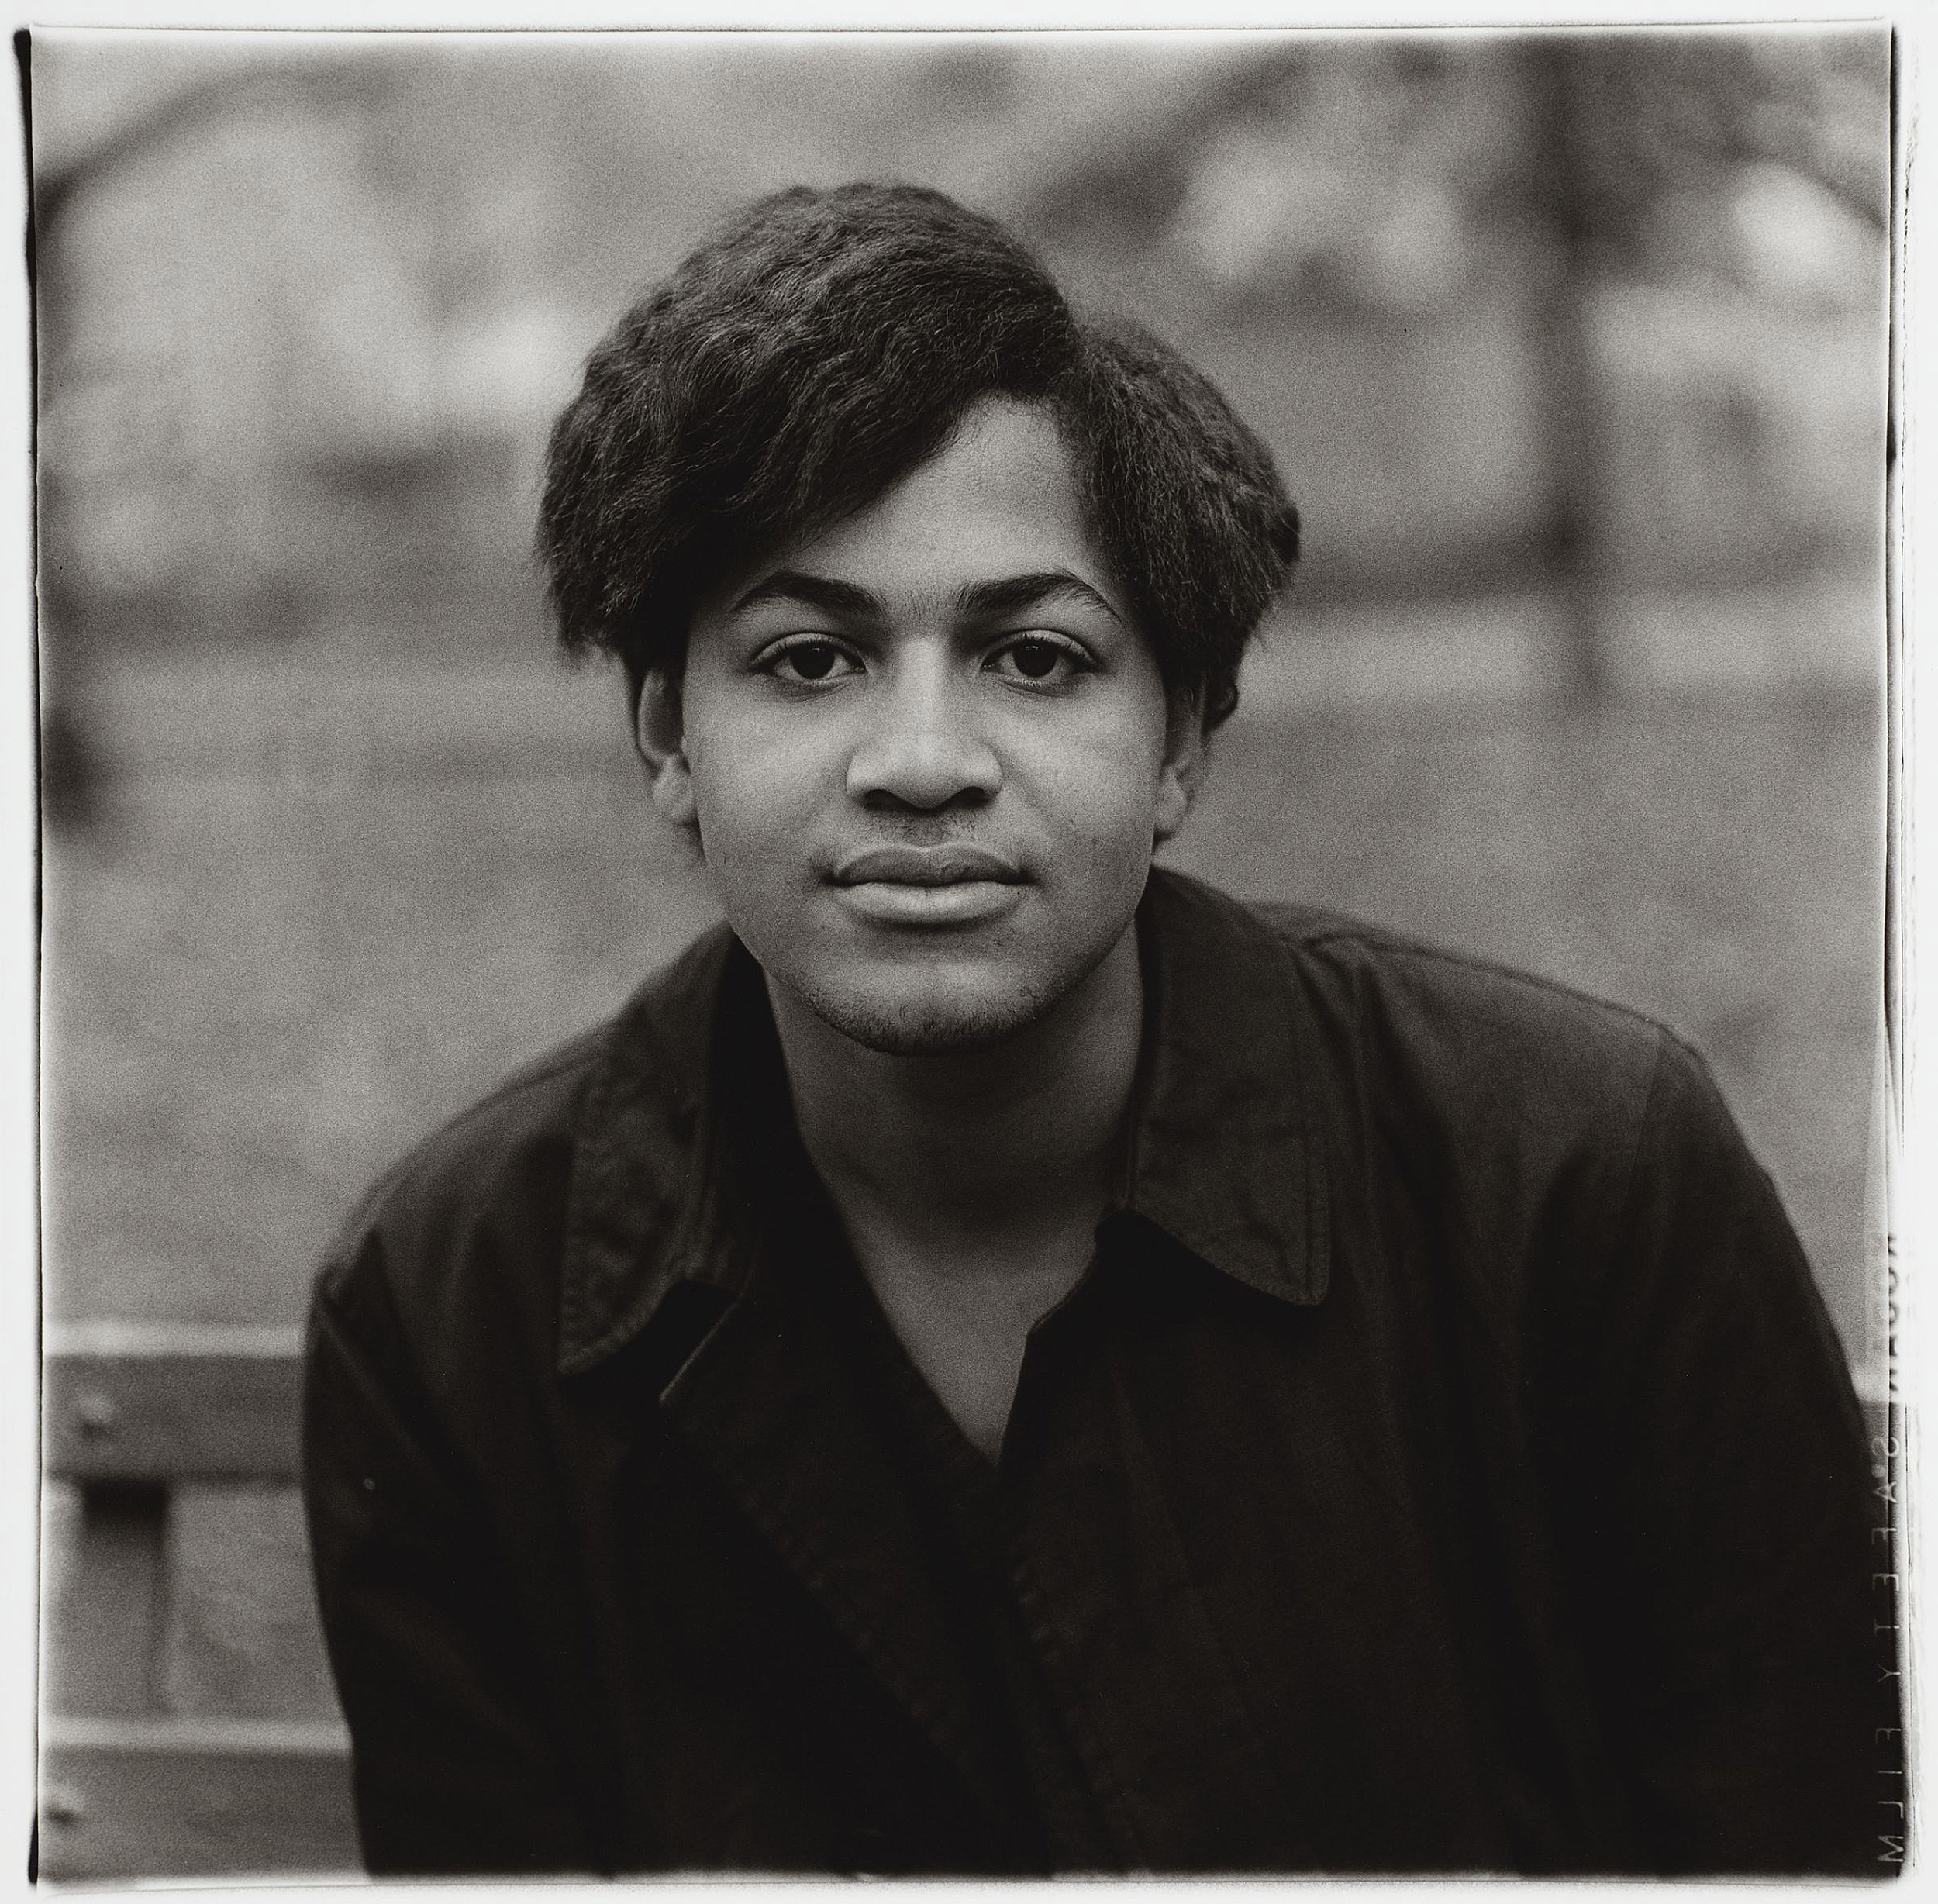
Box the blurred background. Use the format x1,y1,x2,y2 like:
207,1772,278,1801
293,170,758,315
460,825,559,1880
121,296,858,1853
34,26,1891,1879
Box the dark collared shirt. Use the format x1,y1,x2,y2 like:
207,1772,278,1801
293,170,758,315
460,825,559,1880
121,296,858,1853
762,1071,1118,1870
304,871,1886,1876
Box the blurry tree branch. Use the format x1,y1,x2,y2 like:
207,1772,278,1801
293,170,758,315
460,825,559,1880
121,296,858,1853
1557,30,1889,248
1009,46,1309,250
34,60,388,278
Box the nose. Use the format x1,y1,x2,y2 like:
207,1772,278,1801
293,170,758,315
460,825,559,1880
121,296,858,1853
846,648,1002,812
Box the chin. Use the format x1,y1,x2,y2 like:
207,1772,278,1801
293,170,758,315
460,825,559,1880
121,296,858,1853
786,963,1066,1057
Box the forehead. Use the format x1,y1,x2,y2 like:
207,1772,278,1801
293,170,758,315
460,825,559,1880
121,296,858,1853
716,396,1115,609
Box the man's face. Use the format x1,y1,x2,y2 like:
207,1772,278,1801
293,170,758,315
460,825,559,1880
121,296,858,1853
649,396,1200,1056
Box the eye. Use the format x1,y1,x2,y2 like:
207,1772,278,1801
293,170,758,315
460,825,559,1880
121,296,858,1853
757,637,861,685
985,635,1089,686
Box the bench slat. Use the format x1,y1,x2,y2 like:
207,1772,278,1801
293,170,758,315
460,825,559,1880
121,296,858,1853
46,1329,304,1481
39,1716,356,1878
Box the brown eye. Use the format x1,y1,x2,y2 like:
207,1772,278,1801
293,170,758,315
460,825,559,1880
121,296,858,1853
988,635,1086,685
785,641,841,681
761,638,858,684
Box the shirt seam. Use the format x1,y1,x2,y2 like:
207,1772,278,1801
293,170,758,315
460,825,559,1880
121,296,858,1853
1276,919,1686,1043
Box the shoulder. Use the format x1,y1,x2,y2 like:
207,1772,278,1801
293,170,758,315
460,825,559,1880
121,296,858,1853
313,1025,597,1295
1152,871,1735,1275
309,923,734,1372
1153,868,1678,1098
1243,890,1682,1134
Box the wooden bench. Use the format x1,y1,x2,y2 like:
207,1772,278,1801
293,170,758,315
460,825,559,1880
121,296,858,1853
40,1321,357,1881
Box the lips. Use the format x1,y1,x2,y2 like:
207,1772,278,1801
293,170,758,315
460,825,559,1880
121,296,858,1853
829,843,1027,926
832,844,1024,888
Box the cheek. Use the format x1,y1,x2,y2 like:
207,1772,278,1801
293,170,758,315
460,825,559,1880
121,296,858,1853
683,706,829,855
1036,707,1171,851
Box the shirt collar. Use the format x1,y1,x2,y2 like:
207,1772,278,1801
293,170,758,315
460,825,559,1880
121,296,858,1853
555,867,1330,1377
1119,870,1330,1309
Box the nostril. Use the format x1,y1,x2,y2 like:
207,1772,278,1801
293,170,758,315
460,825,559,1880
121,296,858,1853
860,785,993,814
849,734,1002,807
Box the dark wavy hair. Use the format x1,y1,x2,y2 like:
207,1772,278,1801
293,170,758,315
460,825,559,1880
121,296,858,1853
537,183,1298,730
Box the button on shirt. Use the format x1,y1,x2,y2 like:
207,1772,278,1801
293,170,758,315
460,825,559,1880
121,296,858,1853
303,870,1887,1876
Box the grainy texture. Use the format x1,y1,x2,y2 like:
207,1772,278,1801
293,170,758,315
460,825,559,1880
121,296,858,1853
39,1484,167,1719
38,1720,357,1879
45,1342,304,1479
161,1481,341,1720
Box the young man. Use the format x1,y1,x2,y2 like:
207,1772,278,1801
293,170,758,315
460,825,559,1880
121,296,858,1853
303,184,1884,1877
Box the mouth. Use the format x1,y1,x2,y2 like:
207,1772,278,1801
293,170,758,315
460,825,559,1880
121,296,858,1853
829,844,1027,926
833,844,1025,888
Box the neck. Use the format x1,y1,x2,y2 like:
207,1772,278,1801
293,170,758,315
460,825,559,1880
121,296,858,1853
766,926,1145,1248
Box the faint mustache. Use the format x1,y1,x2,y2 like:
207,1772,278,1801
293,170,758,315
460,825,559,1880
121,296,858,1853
831,844,1026,887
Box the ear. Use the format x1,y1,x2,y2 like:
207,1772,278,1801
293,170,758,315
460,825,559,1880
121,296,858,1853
634,672,697,830
1153,696,1208,845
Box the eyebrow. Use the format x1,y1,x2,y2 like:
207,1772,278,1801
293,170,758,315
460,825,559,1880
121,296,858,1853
729,570,881,619
728,567,1122,627
957,571,1122,626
